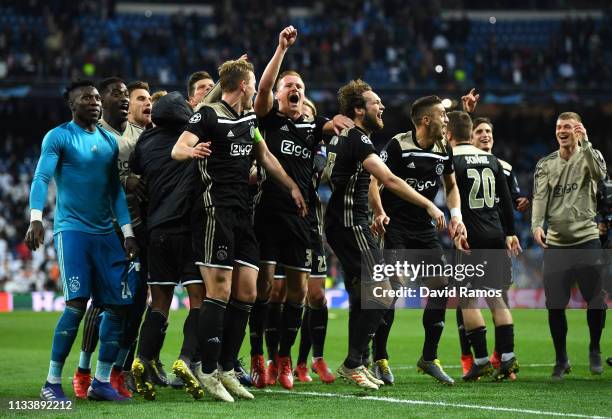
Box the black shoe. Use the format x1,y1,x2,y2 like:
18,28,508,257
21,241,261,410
416,357,455,385
373,359,394,385
463,361,493,381
234,358,253,387
131,357,156,400
551,360,571,380
123,370,137,393
589,351,603,375
145,359,169,387
493,357,519,381
607,357,612,367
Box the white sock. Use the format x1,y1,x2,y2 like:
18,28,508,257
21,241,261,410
47,360,63,384
474,357,489,366
94,361,113,383
501,352,515,362
79,351,93,371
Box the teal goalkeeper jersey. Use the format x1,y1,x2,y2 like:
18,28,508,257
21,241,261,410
29,120,132,234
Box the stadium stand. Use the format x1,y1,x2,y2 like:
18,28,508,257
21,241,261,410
0,0,611,293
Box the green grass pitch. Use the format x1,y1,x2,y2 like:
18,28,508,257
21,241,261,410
0,309,610,418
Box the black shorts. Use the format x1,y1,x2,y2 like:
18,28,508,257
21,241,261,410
148,228,201,286
383,226,447,283
457,237,512,291
310,229,327,278
274,264,286,280
383,226,441,251
254,207,311,272
272,232,326,280
543,239,607,309
193,205,259,271
325,223,382,285
309,199,327,278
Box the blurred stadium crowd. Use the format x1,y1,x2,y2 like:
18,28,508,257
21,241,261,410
1,0,611,89
0,0,611,293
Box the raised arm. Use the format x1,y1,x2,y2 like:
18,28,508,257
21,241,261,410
323,115,355,136
575,122,606,181
254,26,297,117
363,154,446,230
461,88,480,113
195,55,248,110
195,82,222,109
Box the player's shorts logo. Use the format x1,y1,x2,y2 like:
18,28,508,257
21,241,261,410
380,150,388,162
435,163,444,175
68,277,80,293
216,245,228,261
189,113,202,124
250,125,255,139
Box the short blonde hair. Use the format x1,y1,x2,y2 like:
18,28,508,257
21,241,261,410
558,111,582,122
276,70,303,90
151,90,167,105
303,97,317,117
218,59,254,92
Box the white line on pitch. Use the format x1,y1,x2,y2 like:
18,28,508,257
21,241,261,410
393,363,558,369
262,389,609,419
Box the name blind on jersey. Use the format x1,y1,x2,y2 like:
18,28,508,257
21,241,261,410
465,155,489,165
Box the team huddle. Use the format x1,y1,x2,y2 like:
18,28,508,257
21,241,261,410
26,26,607,403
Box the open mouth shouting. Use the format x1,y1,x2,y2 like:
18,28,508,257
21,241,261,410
289,92,300,104
119,101,129,116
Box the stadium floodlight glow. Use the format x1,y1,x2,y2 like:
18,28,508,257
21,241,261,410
435,65,443,73
441,98,452,108
489,16,497,24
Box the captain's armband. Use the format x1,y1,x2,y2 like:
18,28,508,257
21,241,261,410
252,127,264,145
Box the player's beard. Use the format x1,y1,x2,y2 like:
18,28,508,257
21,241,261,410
429,122,444,143
363,111,382,132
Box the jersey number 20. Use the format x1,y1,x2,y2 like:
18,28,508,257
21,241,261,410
467,168,495,209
